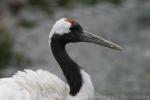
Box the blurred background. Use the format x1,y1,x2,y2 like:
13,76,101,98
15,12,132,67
0,0,150,99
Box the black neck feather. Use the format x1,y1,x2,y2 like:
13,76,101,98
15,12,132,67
51,36,83,96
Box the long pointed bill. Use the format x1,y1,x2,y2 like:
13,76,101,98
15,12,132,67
80,30,123,50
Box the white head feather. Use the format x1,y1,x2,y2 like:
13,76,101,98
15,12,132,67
48,18,71,45
49,18,71,39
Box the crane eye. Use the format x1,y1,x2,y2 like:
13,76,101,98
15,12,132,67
70,24,83,33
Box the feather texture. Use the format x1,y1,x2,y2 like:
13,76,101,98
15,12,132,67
0,69,94,100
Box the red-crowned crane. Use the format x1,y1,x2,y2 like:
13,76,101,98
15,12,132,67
0,18,122,100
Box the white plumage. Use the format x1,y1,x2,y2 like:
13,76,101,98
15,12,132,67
0,69,94,100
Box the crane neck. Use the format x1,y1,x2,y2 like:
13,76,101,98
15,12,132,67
50,36,83,96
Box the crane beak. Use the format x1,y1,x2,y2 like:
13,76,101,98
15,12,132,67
80,30,123,50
